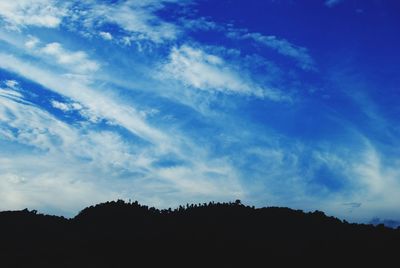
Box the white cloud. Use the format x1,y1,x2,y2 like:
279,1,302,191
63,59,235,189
51,100,82,113
0,78,244,214
40,42,100,73
306,138,400,223
156,163,243,197
181,17,220,32
228,32,315,71
325,0,344,8
0,88,23,100
0,53,242,213
51,99,100,122
21,36,101,75
0,34,101,76
0,0,66,29
68,0,181,44
0,90,76,152
165,45,248,92
0,150,123,216
352,144,400,200
6,34,100,75
0,88,24,102
51,100,71,112
0,80,25,102
0,0,182,43
345,146,400,222
161,45,284,100
103,0,180,43
4,80,19,89
99,31,113,41
0,52,169,147
24,36,40,49
0,0,181,43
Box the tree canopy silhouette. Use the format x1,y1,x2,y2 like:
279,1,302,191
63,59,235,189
0,199,399,267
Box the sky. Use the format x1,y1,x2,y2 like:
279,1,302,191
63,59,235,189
0,0,399,225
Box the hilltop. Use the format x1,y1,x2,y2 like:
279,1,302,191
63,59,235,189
1,200,399,267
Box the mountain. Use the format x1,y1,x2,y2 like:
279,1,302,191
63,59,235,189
1,200,399,267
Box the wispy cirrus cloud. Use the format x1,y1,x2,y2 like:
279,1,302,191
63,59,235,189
0,52,167,145
227,31,316,71
0,1,333,216
0,77,244,214
0,85,122,214
0,18,247,212
23,36,100,74
0,0,184,44
0,0,67,29
40,42,100,73
325,0,344,8
160,44,286,101
67,0,184,44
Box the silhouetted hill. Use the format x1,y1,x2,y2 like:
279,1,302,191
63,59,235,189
1,200,399,267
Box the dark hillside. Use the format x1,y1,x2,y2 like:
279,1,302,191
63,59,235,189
1,200,399,267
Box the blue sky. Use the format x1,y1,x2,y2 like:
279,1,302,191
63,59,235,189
0,0,399,225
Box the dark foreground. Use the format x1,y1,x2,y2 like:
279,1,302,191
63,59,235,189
1,200,399,267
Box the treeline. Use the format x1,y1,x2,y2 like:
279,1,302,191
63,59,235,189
0,200,399,267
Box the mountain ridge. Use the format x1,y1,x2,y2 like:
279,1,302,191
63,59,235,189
1,199,399,266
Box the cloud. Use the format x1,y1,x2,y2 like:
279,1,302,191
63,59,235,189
99,31,113,41
51,100,83,113
0,0,182,43
369,218,400,228
0,34,246,209
178,16,316,71
343,202,362,208
228,31,315,71
4,80,19,88
0,87,77,152
0,0,183,44
51,100,73,112
40,42,100,73
24,36,40,49
160,44,285,100
163,45,252,93
106,0,179,43
51,99,101,123
313,138,400,222
343,202,362,212
0,81,24,101
0,77,244,214
181,17,220,32
325,0,344,8
0,52,167,146
22,36,100,74
68,0,182,44
0,0,66,29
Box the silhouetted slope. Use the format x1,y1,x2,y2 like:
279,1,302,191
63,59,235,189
1,200,399,267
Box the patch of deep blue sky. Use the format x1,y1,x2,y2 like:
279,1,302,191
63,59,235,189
0,0,399,226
